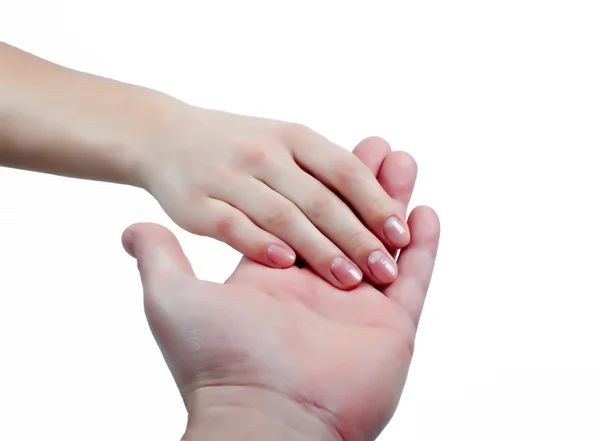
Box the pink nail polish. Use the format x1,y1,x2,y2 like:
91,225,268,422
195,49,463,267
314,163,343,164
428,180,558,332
331,257,362,287
367,250,397,284
266,244,296,267
383,216,408,248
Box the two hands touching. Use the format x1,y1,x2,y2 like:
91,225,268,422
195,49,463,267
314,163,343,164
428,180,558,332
142,108,410,289
0,43,441,440
123,137,440,441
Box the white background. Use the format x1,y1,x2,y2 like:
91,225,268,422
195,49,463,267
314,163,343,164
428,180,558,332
1,1,599,440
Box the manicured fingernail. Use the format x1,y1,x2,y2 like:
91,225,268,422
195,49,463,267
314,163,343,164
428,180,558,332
266,244,296,268
331,257,363,287
383,216,409,248
367,250,397,284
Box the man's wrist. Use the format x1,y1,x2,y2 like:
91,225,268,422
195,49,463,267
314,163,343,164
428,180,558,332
181,385,342,441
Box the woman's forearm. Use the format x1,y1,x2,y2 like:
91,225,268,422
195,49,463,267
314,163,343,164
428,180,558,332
0,42,181,186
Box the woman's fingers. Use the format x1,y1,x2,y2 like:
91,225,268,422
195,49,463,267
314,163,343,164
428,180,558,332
353,137,418,220
289,128,411,249
207,177,370,289
176,127,420,290
211,173,404,288
260,165,398,286
182,198,296,269
353,140,419,258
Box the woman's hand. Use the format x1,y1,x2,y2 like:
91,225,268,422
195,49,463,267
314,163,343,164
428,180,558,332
0,42,408,289
139,107,410,289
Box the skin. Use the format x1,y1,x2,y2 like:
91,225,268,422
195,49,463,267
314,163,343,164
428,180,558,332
0,41,410,289
123,138,441,441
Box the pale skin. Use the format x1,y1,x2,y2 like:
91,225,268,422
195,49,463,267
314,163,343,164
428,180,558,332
123,137,441,441
0,41,410,289
1,42,440,438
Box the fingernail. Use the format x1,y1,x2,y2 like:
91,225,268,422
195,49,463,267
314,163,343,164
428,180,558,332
367,250,397,284
266,244,296,268
383,216,409,248
331,257,363,287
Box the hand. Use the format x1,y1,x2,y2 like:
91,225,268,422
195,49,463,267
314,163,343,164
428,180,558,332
139,107,410,289
124,138,440,441
0,42,405,289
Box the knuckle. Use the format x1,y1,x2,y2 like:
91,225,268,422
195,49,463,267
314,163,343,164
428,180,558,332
336,160,361,187
234,140,271,169
264,207,292,230
345,229,378,255
307,192,334,218
371,194,394,218
213,215,237,239
278,122,312,146
173,201,209,236
356,192,393,223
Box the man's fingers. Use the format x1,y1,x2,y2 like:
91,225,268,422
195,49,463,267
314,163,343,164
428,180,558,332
353,142,418,221
351,136,392,175
383,206,440,327
377,151,418,220
122,222,196,295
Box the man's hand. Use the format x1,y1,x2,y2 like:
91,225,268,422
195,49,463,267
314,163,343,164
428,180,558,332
123,137,440,441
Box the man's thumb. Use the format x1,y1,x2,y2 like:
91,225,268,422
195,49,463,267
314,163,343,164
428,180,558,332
122,222,196,292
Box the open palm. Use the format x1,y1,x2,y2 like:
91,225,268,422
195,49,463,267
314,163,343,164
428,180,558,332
123,138,440,441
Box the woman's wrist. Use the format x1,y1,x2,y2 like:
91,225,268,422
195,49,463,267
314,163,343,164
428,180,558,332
182,385,342,441
107,84,188,189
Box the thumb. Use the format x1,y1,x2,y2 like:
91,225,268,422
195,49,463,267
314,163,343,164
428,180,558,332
122,222,196,294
